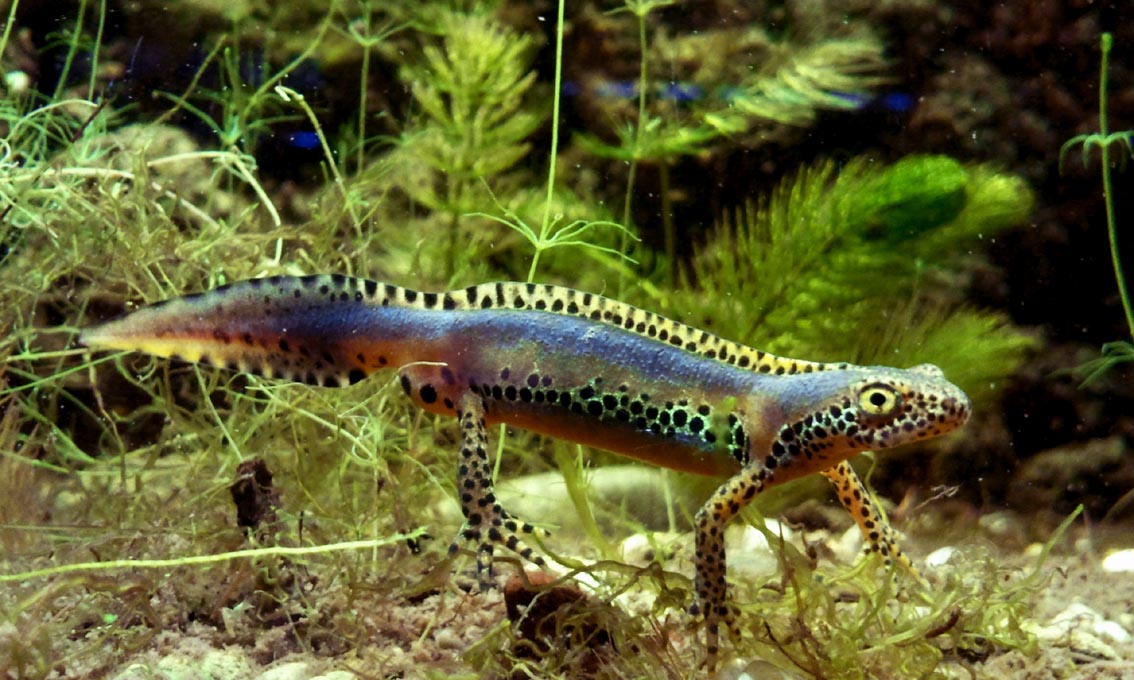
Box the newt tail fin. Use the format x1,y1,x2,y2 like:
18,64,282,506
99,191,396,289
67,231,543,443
81,275,398,388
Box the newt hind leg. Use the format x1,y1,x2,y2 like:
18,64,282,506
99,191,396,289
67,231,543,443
692,465,768,668
449,391,547,588
822,461,924,582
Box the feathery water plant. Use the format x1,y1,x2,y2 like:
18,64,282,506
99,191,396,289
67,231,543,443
577,7,888,287
667,154,1035,399
398,11,545,277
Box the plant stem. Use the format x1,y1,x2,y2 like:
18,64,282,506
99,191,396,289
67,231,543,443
528,0,567,283
53,0,87,101
276,86,361,237
357,4,372,175
660,161,674,284
1096,33,1134,341
0,0,19,66
618,11,650,295
88,0,107,100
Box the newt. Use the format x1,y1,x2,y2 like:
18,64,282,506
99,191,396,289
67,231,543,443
80,274,971,664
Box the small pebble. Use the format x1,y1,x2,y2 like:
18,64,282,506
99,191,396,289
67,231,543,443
924,546,958,568
434,627,464,650
1102,548,1134,573
256,662,314,680
1048,602,1131,644
829,525,863,565
4,70,30,94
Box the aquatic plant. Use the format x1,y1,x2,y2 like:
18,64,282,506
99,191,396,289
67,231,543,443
664,154,1035,399
394,10,545,278
1060,32,1134,383
155,15,333,156
576,2,888,286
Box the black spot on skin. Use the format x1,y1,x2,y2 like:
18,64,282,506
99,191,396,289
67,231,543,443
364,280,378,297
400,374,412,395
422,292,438,308
279,339,290,353
587,400,604,416
348,368,366,385
420,384,437,404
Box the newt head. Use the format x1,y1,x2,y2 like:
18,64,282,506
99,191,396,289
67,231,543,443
755,363,970,483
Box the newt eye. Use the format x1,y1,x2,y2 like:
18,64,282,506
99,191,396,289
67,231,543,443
858,383,901,416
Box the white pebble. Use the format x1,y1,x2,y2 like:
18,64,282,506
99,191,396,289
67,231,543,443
1049,602,1132,644
924,546,958,568
4,70,30,94
1102,548,1134,573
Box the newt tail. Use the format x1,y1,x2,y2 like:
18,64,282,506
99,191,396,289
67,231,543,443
82,274,971,666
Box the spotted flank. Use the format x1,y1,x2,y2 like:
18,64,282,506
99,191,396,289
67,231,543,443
81,274,972,667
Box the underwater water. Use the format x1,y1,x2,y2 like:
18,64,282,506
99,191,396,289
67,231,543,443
1,1,1132,678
